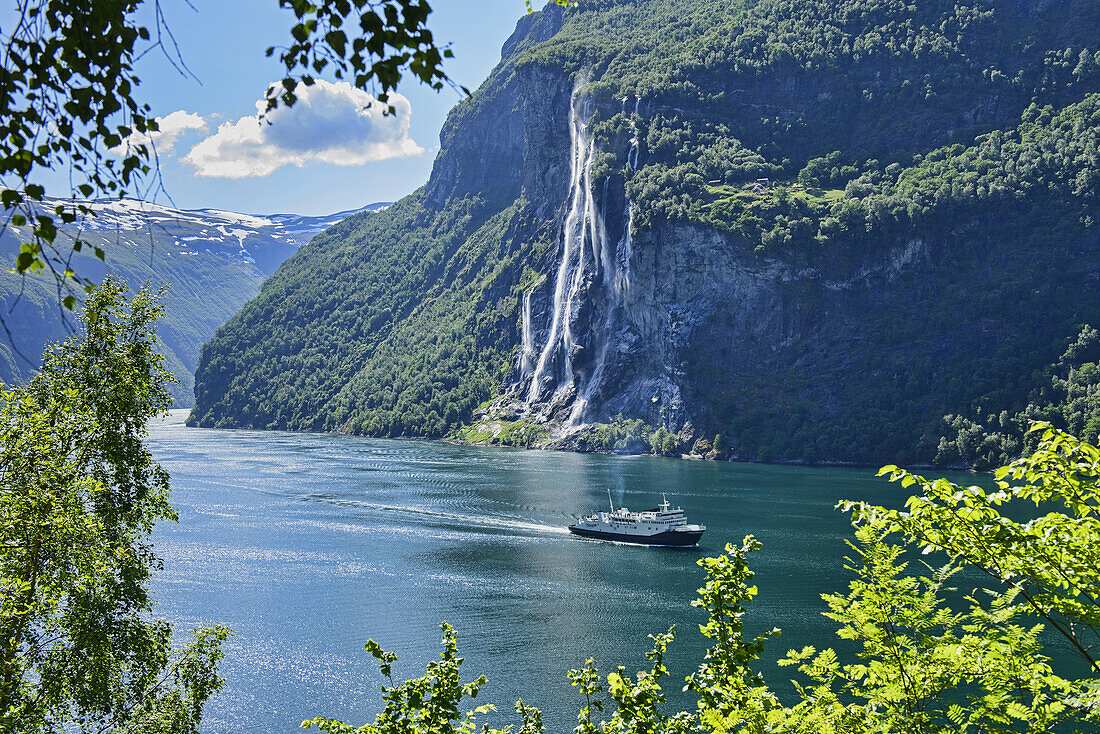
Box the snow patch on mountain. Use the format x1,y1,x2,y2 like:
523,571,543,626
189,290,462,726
32,197,390,276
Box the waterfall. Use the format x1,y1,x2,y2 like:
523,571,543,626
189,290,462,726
525,86,640,426
527,84,593,404
519,287,536,376
626,94,642,171
595,177,614,282
615,200,635,295
618,96,641,294
571,198,631,425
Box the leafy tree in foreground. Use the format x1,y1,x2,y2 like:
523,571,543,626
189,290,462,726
0,277,228,733
310,425,1100,732
301,622,543,734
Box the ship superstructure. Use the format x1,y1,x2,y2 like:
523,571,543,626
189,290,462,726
568,492,705,547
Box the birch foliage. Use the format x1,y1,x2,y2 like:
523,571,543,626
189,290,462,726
0,278,228,734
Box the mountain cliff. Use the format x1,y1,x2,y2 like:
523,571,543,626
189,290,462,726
189,0,1100,466
0,199,388,405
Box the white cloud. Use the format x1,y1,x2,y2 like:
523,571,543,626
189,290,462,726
113,110,207,156
182,81,424,179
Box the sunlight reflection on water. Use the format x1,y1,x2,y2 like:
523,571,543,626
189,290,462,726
148,409,971,734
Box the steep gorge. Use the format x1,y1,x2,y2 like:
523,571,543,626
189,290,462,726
190,0,1100,465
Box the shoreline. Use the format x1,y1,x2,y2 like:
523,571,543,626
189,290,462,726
170,411,973,473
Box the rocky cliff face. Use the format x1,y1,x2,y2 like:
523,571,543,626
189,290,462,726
425,7,566,211
190,0,1100,464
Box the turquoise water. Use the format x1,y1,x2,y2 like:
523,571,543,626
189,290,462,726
147,410,978,733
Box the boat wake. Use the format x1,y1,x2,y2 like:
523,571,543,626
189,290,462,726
303,495,572,538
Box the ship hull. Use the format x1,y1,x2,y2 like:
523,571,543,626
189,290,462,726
568,525,704,547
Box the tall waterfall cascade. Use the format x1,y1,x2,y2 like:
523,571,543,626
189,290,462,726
521,86,642,428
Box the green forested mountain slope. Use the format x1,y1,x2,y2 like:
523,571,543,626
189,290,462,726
0,240,259,408
934,325,1100,469
190,195,530,429
190,0,1100,466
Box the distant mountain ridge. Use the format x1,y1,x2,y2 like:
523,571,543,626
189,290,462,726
0,198,389,405
50,198,389,275
77,200,378,236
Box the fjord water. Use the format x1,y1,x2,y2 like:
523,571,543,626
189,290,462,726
148,411,968,733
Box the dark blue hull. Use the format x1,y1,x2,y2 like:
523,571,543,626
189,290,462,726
568,525,704,547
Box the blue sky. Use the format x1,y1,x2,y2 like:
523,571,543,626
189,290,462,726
87,1,529,215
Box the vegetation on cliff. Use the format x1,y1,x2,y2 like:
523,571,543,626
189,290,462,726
936,325,1100,470
529,0,1100,248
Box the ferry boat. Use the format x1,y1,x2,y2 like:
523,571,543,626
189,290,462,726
568,492,705,547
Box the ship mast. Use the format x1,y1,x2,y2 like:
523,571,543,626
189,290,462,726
607,487,615,512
